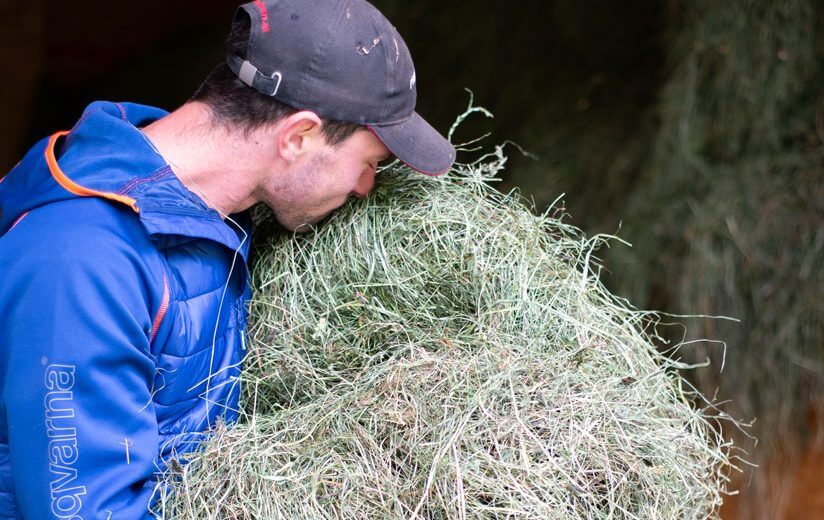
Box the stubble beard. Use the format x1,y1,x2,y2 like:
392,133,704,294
266,152,336,233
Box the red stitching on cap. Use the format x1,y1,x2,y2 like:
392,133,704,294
253,0,271,32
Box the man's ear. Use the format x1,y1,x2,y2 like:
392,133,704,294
276,111,324,163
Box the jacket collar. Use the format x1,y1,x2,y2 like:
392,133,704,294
51,101,250,260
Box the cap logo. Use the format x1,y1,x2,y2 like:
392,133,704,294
253,0,271,32
356,36,382,56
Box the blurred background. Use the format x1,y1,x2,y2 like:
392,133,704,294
1,0,821,517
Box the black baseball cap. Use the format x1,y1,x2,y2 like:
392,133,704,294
227,0,456,176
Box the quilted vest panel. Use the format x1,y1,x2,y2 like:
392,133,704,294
148,238,249,464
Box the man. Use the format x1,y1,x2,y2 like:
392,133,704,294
0,0,455,517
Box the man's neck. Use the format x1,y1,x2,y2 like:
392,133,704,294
140,102,261,217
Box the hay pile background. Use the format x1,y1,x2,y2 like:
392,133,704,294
153,145,731,518
604,2,824,515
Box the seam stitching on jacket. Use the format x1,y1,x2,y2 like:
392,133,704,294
58,108,101,156
115,102,128,121
116,166,173,195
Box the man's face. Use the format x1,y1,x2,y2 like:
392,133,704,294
261,129,391,232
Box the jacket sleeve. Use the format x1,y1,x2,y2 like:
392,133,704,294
2,221,162,518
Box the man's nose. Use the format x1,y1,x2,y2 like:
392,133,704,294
352,170,376,199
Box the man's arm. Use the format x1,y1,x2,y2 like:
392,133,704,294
1,213,162,518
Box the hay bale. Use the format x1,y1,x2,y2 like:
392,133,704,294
154,150,731,518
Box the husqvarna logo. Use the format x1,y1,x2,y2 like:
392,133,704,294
44,364,86,519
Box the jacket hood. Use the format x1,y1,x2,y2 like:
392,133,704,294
0,101,248,257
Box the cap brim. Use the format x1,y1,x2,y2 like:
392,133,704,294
367,112,456,176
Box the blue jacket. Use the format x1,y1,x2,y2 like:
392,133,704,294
0,101,251,518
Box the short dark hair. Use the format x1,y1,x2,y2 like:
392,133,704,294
191,11,361,146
